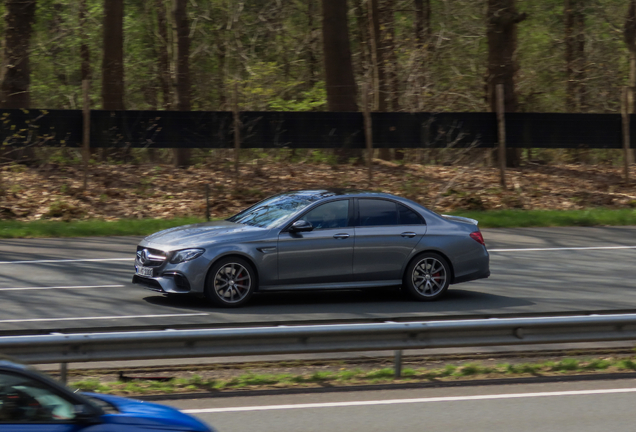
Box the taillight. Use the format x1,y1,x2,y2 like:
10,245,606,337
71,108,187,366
470,231,485,246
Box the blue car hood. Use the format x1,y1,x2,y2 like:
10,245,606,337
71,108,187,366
85,392,212,431
141,221,264,249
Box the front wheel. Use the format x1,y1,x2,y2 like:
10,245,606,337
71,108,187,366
404,253,450,301
205,257,256,307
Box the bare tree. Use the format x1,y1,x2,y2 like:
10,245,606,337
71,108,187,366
172,0,192,167
565,0,586,113
625,0,636,112
485,0,527,168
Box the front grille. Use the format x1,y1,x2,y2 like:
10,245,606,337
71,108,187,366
136,246,168,267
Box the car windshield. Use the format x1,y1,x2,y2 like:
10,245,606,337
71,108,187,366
227,193,324,228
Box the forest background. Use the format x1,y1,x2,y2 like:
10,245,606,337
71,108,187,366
2,0,636,227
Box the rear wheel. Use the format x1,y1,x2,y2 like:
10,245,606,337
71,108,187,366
205,257,256,307
404,253,450,301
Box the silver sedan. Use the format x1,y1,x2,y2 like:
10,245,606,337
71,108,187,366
133,190,490,307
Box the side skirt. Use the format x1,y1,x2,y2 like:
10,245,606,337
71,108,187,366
258,280,402,292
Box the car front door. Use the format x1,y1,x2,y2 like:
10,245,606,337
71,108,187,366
353,199,427,282
0,370,109,432
277,199,354,286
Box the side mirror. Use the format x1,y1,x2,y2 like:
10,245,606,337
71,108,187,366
73,404,102,424
290,220,313,233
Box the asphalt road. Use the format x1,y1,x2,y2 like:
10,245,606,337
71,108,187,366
165,379,636,432
1,226,636,333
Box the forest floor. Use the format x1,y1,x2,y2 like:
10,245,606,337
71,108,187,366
3,159,636,222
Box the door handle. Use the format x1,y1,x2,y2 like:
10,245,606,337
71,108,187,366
333,233,350,239
401,232,417,238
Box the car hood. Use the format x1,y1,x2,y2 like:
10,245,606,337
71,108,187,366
141,221,264,249
85,392,212,431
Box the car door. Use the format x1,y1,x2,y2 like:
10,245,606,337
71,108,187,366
277,199,354,286
353,199,427,282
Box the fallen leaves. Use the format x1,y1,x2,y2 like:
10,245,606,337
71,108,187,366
2,160,636,221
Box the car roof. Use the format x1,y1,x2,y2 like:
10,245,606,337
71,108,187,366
0,359,28,370
282,189,401,200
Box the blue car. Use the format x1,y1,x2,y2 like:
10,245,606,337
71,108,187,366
0,360,214,431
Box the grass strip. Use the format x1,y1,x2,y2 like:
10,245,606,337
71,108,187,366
69,355,636,397
450,208,636,229
0,217,205,239
1,208,636,239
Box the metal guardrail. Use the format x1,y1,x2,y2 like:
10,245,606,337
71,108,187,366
2,314,636,368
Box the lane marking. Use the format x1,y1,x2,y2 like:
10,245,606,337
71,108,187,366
0,313,208,324
490,246,636,252
182,387,636,414
0,285,124,291
0,258,134,264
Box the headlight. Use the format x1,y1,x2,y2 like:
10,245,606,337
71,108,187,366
170,249,205,264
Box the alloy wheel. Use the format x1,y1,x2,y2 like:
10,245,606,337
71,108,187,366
214,263,252,304
412,257,447,297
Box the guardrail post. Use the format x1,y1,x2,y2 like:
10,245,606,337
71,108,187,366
60,363,68,385
394,350,402,378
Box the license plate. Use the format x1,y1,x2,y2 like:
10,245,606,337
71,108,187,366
136,266,153,277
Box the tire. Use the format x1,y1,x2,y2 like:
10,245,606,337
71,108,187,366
204,257,256,307
403,252,451,301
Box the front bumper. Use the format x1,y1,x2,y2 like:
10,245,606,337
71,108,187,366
132,272,192,294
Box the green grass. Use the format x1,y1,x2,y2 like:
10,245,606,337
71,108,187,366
68,355,636,397
0,217,206,238
2,208,636,239
451,209,636,229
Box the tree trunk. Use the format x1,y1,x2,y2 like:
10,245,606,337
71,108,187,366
367,0,390,160
565,0,575,112
0,0,36,109
625,0,636,163
101,0,125,162
486,0,527,168
321,0,359,163
352,0,370,82
155,0,172,110
102,0,125,110
322,0,358,112
0,0,37,164
172,0,192,167
307,0,319,86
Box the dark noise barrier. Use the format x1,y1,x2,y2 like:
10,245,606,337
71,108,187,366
0,109,632,149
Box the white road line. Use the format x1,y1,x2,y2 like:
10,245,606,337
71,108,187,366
490,246,636,252
0,285,124,291
0,313,208,324
182,387,636,414
0,258,134,264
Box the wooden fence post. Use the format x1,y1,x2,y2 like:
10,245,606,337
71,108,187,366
233,82,241,189
496,84,507,188
622,86,631,184
82,79,90,191
363,83,373,184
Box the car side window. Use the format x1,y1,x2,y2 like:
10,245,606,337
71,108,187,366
301,200,350,230
358,199,398,227
397,204,424,225
0,371,76,423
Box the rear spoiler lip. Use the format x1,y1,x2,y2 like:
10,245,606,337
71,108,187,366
441,214,479,226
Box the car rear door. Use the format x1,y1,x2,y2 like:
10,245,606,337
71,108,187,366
353,199,427,282
277,199,355,286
